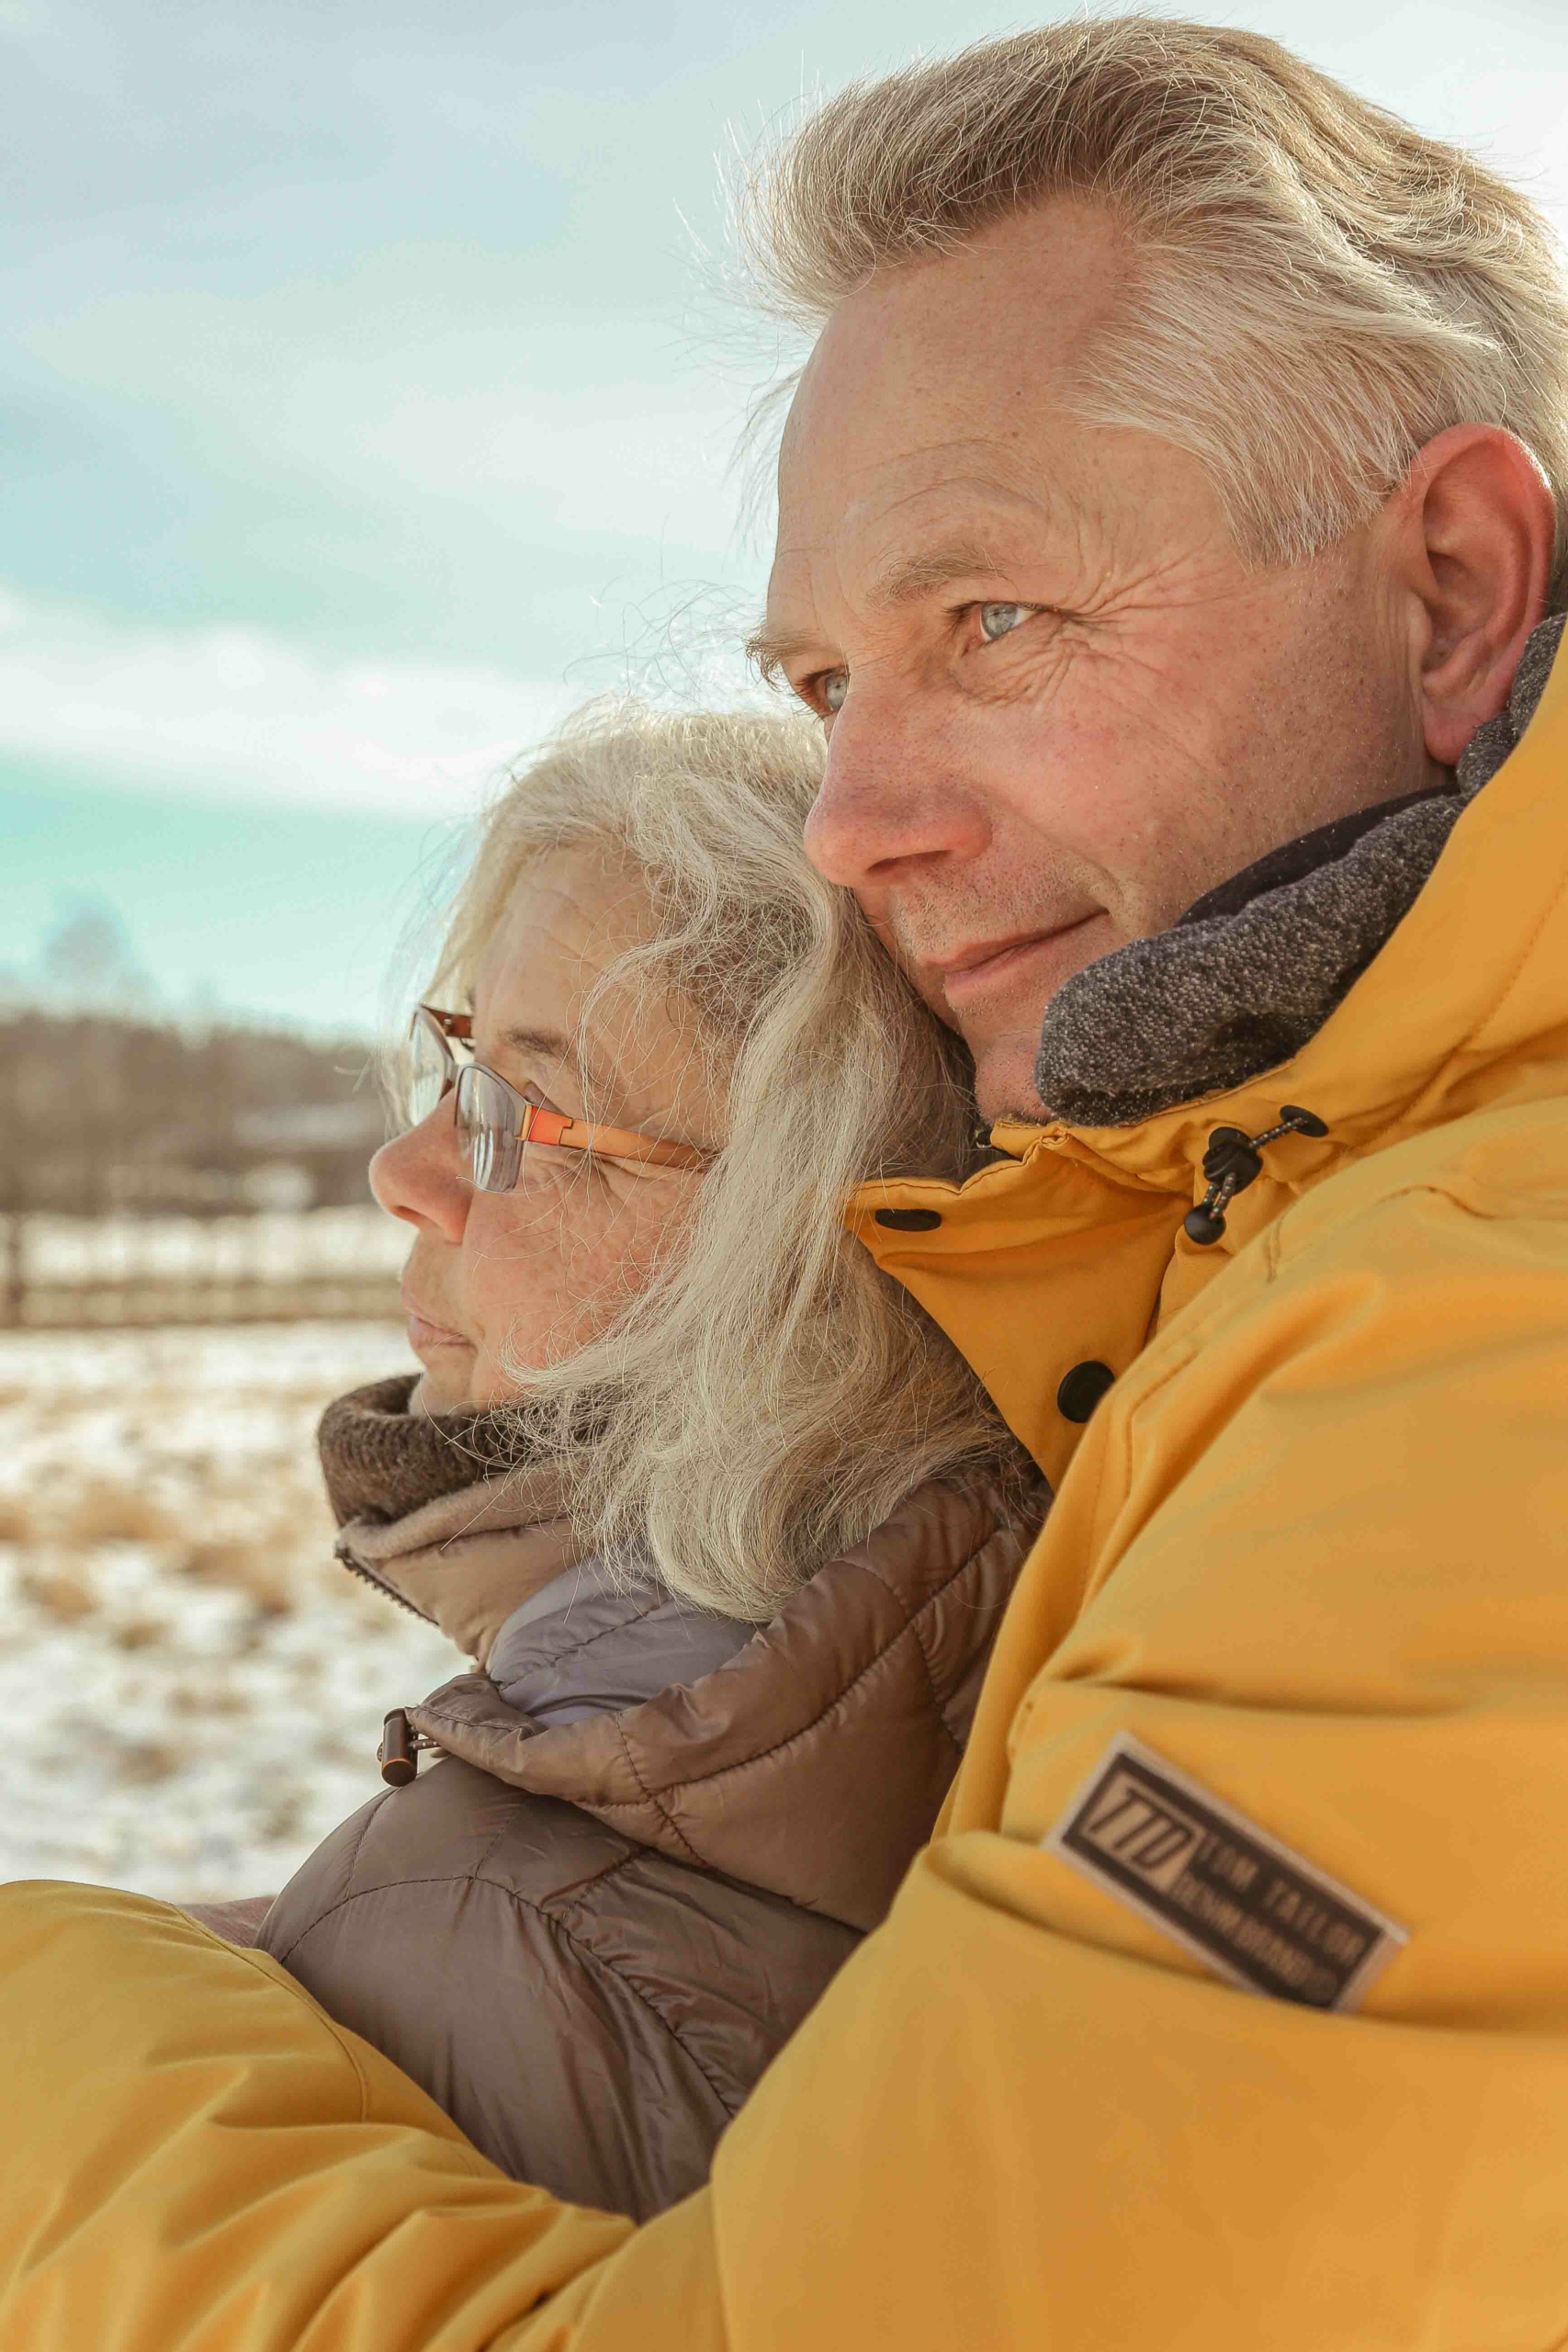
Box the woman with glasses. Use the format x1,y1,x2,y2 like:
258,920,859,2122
245,702,1042,2223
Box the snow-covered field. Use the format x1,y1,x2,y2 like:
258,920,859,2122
0,1321,461,1901
24,1204,406,1283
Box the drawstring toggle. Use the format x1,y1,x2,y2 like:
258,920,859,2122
378,1708,439,1787
1183,1105,1327,1247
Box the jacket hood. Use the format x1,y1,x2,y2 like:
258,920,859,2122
409,1469,1036,1932
848,619,1568,1489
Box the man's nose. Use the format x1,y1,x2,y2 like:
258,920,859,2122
369,1109,470,1244
803,686,987,890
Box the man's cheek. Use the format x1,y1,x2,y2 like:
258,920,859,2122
856,890,919,975
879,919,955,1021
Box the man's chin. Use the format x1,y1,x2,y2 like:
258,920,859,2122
973,1042,1052,1127
957,921,1127,1124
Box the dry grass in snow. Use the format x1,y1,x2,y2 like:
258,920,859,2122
0,1322,460,1901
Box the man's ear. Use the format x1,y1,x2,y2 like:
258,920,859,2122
1391,424,1557,767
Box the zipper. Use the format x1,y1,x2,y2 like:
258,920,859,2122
333,1532,439,1626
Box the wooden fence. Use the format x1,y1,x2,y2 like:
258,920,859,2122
0,1208,405,1329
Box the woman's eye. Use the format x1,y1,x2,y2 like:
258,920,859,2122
978,602,1031,642
820,670,849,713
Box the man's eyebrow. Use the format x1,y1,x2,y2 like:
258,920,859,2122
863,537,1004,611
743,621,821,684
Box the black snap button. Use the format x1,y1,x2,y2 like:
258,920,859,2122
874,1207,942,1232
1056,1360,1115,1423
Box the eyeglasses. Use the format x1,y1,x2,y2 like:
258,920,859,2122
403,1004,711,1194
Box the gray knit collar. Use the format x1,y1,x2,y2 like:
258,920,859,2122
1033,614,1566,1129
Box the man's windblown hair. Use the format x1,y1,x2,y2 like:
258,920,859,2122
737,16,1568,603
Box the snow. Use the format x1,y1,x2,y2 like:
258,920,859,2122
0,1321,461,1901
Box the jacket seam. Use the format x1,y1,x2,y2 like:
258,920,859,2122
1268,1174,1496,1288
604,1532,1000,1813
548,1847,649,1925
277,1871,741,2116
1094,1177,1496,1595
1055,1340,1198,1634
612,1719,712,1867
184,1920,511,2156
851,1552,970,1759
343,1792,387,1883
496,1591,669,1687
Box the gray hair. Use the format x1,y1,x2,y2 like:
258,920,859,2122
736,16,1568,598
425,702,1025,1621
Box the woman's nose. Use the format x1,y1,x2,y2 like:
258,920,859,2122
369,1108,470,1243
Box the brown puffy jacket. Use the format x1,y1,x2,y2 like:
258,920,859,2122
259,1466,1038,2222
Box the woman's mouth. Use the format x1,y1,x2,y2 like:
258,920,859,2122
402,1294,473,1353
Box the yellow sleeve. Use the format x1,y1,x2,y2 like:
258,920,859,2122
0,1881,725,2352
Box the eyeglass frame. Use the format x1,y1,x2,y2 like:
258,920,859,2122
407,1004,712,1193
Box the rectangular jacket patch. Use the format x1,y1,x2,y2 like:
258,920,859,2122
1043,1734,1406,2011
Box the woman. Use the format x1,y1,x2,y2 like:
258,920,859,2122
253,702,1043,2222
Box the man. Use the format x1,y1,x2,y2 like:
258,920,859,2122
4,20,1568,2347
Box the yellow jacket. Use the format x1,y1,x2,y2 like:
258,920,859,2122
6,632,1568,2349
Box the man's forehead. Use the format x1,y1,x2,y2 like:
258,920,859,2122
765,458,1066,634
767,199,1130,621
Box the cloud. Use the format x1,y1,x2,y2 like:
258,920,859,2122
0,587,582,814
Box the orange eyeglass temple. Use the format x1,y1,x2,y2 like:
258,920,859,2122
513,1099,709,1173
431,1008,710,1173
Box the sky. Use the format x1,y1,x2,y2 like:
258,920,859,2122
2,0,1565,1032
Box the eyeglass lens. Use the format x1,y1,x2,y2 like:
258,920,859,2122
404,1011,455,1127
454,1063,525,1193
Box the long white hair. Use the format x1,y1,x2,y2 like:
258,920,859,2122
418,700,1028,1620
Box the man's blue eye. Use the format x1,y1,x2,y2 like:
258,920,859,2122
979,602,1030,641
822,671,849,712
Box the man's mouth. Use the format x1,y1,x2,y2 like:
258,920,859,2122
928,917,1101,1009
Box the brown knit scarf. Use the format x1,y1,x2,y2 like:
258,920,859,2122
318,1373,534,1528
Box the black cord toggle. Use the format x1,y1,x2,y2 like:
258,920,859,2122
1182,1104,1328,1246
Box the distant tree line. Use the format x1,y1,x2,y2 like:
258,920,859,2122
0,1011,390,1232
